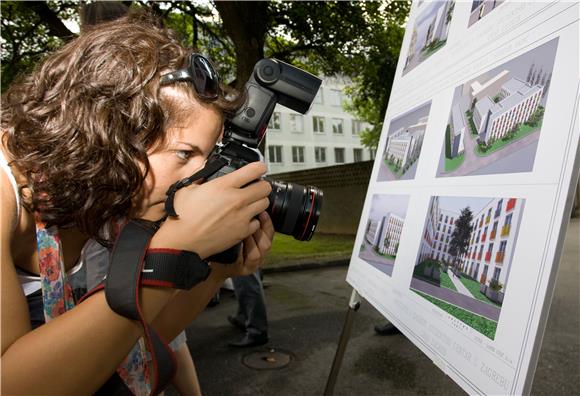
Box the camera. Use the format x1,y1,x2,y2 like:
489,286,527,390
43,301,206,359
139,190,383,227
205,59,324,260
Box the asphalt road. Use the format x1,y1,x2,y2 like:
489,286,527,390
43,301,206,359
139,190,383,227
168,218,579,396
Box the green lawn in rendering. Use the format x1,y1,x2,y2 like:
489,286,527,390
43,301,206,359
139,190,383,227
440,271,458,292
459,277,502,307
265,233,355,265
413,290,498,339
385,159,403,178
421,39,447,56
475,122,541,156
444,153,465,172
413,260,440,286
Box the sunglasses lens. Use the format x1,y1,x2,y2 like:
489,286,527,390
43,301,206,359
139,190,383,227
192,55,219,99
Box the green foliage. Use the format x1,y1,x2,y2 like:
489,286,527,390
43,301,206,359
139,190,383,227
413,290,498,339
459,277,502,307
2,0,411,140
488,278,503,292
449,207,473,263
440,271,457,292
525,105,544,127
445,124,452,159
1,1,77,89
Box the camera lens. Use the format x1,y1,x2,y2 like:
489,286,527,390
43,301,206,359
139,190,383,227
266,179,323,241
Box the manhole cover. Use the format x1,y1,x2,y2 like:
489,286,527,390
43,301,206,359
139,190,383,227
242,348,292,370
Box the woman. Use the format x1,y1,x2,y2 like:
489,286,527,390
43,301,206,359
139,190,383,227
1,10,273,395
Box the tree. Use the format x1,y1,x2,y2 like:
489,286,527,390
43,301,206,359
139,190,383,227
2,1,411,151
448,207,473,270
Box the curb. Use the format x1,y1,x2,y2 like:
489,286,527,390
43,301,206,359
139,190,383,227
263,257,350,274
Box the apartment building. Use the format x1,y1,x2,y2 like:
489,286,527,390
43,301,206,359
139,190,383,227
418,197,524,292
449,103,466,157
472,73,543,143
365,213,405,256
462,198,524,291
418,196,439,263
432,209,458,263
385,116,428,168
264,76,373,174
468,0,505,27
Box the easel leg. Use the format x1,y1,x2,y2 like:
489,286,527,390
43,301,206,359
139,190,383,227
324,289,363,396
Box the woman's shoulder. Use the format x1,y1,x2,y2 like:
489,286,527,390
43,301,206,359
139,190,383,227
0,166,19,237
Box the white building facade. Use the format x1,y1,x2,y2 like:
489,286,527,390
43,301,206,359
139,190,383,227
462,198,524,291
385,116,427,168
365,213,404,256
417,197,524,292
472,73,543,143
418,196,439,263
432,208,458,263
264,77,373,174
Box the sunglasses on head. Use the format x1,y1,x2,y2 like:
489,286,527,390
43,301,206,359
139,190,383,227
160,53,220,100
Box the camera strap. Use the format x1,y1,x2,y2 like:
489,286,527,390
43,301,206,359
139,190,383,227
164,157,228,217
81,219,212,395
80,219,175,395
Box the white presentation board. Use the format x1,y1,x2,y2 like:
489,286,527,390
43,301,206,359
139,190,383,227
346,1,579,394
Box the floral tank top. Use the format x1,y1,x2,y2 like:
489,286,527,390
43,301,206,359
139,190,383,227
35,217,152,395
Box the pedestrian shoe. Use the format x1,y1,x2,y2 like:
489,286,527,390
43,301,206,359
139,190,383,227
374,323,402,336
227,315,247,332
228,332,269,348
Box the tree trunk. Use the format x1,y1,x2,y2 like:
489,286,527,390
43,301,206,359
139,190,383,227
25,2,75,41
214,1,268,90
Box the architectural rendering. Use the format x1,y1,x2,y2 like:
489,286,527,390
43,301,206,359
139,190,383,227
403,1,455,75
410,196,525,339
437,38,558,177
468,0,505,27
378,102,431,181
359,194,410,277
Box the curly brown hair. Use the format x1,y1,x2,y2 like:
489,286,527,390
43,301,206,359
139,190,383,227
1,10,241,243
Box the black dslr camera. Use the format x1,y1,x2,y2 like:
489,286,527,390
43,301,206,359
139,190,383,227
205,59,324,261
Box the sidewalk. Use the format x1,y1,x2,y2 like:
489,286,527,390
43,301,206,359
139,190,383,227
169,218,579,396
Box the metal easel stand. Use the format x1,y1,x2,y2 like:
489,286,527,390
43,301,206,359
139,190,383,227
324,289,363,396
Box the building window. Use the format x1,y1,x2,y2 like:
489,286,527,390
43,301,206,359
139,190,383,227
268,145,283,163
369,148,376,160
329,88,343,106
289,114,303,132
334,147,345,163
353,148,363,162
493,267,501,281
332,118,344,134
495,199,503,218
504,213,513,226
315,147,326,163
268,112,281,130
313,116,325,133
291,146,305,163
352,120,363,135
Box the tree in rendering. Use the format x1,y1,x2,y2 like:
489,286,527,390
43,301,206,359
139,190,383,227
448,207,474,272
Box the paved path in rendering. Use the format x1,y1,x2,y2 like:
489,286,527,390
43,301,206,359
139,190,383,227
440,107,540,177
448,271,473,297
358,242,394,277
378,158,418,182
410,278,500,321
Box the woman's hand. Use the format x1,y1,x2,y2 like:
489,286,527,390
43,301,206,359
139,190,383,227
150,162,272,259
211,211,275,279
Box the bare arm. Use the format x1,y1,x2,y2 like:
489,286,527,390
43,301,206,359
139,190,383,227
1,162,271,394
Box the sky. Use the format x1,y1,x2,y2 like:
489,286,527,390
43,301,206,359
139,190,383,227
368,194,411,221
437,196,495,217
387,101,432,137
